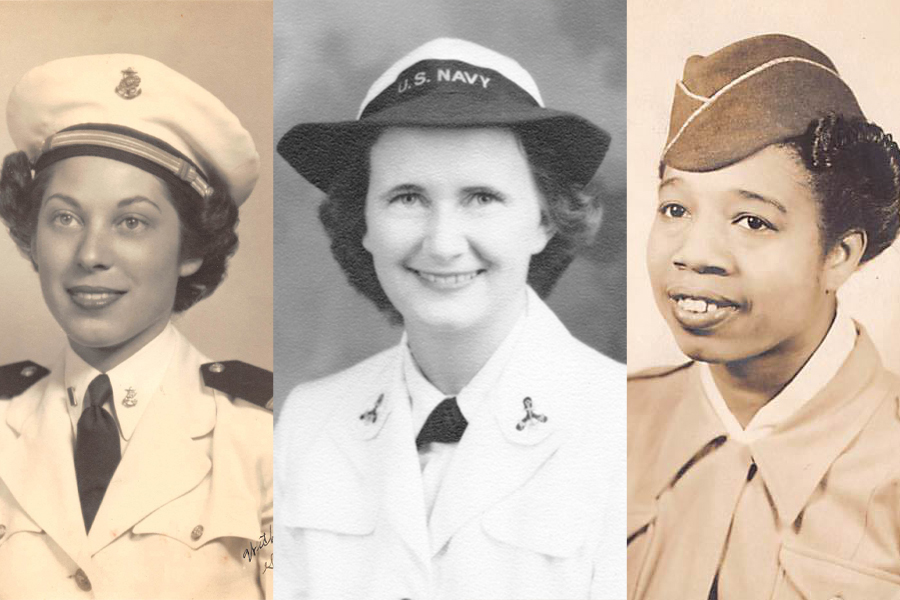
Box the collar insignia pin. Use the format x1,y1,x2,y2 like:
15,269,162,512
115,67,142,100
359,393,384,425
516,396,548,431
122,387,138,407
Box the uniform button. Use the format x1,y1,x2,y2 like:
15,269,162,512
74,568,92,591
209,362,225,374
191,524,204,540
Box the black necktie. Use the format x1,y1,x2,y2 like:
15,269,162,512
416,397,468,449
74,374,121,533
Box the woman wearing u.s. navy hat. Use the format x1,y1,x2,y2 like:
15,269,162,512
276,38,625,600
628,35,900,599
0,54,272,598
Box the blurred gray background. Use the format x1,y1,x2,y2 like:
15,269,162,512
274,0,626,415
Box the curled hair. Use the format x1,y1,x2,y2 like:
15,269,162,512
0,151,239,312
319,127,603,323
786,115,900,264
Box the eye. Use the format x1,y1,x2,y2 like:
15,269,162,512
118,215,149,232
50,211,82,229
388,192,424,206
659,202,688,219
467,190,504,205
734,214,774,232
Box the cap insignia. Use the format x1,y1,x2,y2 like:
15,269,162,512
115,68,142,100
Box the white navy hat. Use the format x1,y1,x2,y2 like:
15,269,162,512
278,38,610,193
7,54,259,206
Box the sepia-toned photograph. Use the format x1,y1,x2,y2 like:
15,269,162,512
274,1,626,598
627,1,900,599
0,2,274,598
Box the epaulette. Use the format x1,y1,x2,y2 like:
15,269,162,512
0,360,50,399
200,361,273,411
627,361,693,381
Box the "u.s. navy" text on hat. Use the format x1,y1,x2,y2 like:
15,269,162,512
398,68,491,94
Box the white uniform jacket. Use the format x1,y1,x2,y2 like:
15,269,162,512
276,294,626,600
0,331,273,599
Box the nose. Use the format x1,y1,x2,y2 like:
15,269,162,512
75,223,113,271
421,203,468,260
671,216,734,276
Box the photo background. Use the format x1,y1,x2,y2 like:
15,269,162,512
275,0,627,411
0,1,273,370
627,0,900,375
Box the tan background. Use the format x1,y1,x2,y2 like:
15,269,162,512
0,1,273,370
627,0,900,375
274,0,627,410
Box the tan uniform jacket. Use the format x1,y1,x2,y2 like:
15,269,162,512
0,333,273,599
276,292,626,600
628,326,900,600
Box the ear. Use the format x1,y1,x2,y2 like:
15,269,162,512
823,229,866,292
529,211,556,255
179,257,203,277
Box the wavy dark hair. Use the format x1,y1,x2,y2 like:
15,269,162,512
317,126,604,323
784,114,900,264
0,151,239,312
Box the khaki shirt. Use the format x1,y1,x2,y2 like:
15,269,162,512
628,326,900,600
0,330,273,599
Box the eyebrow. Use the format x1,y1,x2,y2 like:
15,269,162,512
43,194,161,213
734,189,787,213
658,176,681,192
378,183,425,200
118,196,162,213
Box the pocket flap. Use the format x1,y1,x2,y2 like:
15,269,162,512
0,502,42,547
780,543,900,600
132,487,261,550
481,492,587,558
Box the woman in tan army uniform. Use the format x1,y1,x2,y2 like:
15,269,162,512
0,55,272,599
628,35,900,600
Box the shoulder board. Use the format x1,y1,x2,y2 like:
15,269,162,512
627,361,693,382
0,360,50,399
200,360,273,411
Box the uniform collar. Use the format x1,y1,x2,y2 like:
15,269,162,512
645,324,893,526
700,305,857,444
64,323,178,442
402,290,531,435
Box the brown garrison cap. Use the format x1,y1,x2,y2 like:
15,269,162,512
662,34,865,172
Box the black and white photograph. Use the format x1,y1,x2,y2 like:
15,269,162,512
273,1,626,598
626,1,900,599
0,2,274,598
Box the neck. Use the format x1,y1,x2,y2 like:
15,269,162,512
69,318,170,373
709,299,836,427
406,291,527,396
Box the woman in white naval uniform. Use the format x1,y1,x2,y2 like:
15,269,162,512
276,38,625,600
0,55,272,599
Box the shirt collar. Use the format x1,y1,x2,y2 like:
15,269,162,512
403,290,531,435
700,305,857,444
65,323,178,442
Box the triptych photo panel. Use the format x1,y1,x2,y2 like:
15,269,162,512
0,1,898,599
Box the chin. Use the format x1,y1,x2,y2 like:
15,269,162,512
670,328,747,365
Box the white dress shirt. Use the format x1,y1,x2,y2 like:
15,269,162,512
701,306,857,444
402,294,531,517
64,323,178,453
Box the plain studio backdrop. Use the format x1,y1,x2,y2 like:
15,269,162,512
274,0,627,412
0,1,273,370
627,0,900,376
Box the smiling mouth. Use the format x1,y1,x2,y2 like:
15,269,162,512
67,287,126,309
669,293,740,331
407,268,486,289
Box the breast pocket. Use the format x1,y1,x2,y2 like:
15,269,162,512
774,543,900,600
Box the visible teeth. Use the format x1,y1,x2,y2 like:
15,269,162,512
418,271,478,284
677,297,718,313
